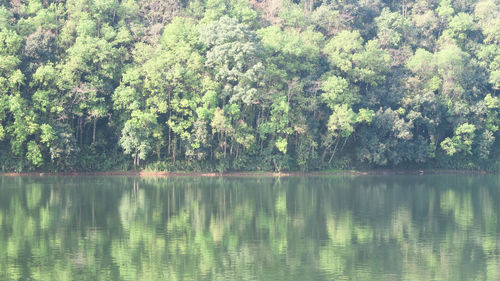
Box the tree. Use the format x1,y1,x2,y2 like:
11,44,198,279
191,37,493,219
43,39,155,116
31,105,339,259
119,111,157,169
441,123,476,156
0,0,499,171
200,16,264,105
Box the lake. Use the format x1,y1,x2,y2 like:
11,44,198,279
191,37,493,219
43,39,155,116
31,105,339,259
0,175,499,280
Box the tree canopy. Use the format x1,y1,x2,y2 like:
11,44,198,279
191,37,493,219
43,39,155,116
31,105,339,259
0,0,499,172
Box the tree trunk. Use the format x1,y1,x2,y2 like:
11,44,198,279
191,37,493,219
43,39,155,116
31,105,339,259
133,153,137,170
79,117,83,146
224,134,227,158
75,117,79,142
328,138,341,164
92,118,96,143
112,0,117,23
321,142,333,162
173,138,177,164
168,126,171,155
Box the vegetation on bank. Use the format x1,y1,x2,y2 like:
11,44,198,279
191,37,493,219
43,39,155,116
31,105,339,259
0,0,499,172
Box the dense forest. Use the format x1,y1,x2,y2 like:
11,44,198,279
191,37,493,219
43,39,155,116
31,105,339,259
0,0,499,172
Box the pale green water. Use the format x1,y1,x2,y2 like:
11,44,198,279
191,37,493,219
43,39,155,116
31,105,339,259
0,175,499,280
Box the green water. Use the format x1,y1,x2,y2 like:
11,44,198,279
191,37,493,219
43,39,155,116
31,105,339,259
0,175,499,280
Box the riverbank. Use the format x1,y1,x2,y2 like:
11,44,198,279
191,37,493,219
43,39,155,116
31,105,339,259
0,169,492,177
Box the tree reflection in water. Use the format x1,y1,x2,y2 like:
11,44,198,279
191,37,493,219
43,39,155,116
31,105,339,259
0,175,499,280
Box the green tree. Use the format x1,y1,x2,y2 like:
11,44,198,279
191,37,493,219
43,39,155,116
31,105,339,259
119,111,157,169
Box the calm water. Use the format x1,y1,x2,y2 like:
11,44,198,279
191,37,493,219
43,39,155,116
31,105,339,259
0,175,500,280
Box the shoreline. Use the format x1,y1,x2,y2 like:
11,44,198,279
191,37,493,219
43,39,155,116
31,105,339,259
0,169,492,177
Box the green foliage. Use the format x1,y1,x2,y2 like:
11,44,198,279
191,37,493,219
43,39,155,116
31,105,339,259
321,76,358,107
26,140,43,167
441,123,476,156
119,111,157,168
275,137,287,154
0,0,499,171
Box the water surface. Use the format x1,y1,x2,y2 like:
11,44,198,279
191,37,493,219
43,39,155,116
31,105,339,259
0,175,499,280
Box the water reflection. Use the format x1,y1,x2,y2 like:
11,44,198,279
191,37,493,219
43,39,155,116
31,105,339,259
0,175,499,280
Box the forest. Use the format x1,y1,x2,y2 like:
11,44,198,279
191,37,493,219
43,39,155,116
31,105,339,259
0,0,499,172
